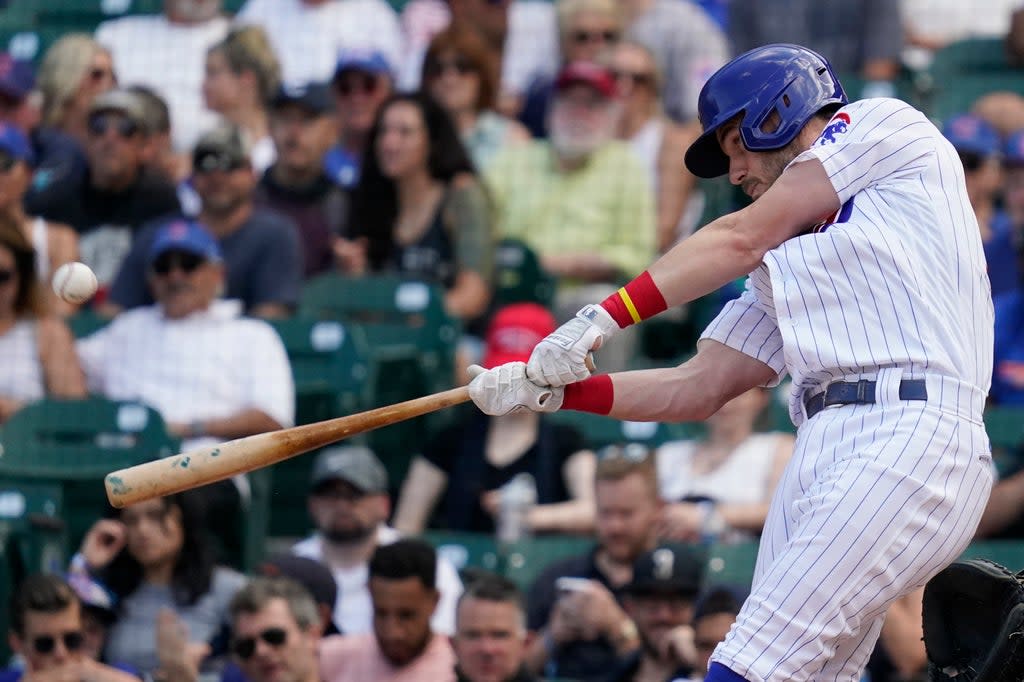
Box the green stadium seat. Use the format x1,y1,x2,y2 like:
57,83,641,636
926,38,1024,122
492,238,556,309
67,308,111,339
547,410,692,452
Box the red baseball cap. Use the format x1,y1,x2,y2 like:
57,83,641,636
555,61,616,99
482,303,557,368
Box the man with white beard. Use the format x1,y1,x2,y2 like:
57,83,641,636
486,61,656,372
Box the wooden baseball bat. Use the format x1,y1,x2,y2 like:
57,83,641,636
104,386,471,508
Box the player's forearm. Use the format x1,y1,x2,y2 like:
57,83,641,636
568,364,731,423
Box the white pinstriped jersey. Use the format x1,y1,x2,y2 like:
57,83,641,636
702,98,994,426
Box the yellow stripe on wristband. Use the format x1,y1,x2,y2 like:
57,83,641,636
618,287,642,324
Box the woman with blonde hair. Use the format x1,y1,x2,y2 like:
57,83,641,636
202,25,281,174
37,34,117,147
0,215,85,423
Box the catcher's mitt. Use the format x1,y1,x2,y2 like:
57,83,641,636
923,558,1024,681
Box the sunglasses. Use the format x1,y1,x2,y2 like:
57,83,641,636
88,114,139,139
958,151,985,172
0,268,15,285
88,67,115,83
31,631,84,655
572,29,619,45
152,251,205,276
427,57,475,79
335,74,380,97
612,70,653,88
194,152,247,174
232,627,288,660
0,151,17,172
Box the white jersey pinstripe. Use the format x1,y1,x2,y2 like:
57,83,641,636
699,98,995,680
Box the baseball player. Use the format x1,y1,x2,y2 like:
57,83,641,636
467,44,995,680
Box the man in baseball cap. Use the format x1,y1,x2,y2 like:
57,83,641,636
258,553,342,635
325,50,393,188
605,544,706,681
293,445,465,637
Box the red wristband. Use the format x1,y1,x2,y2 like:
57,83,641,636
562,375,614,415
600,271,668,328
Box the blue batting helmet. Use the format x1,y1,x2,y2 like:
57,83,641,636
684,44,847,179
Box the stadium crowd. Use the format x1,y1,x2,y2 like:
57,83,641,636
2,0,1024,681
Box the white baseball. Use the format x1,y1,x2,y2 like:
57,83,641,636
52,262,98,305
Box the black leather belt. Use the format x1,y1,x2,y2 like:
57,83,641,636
804,379,928,419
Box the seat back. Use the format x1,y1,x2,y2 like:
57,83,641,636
492,238,556,308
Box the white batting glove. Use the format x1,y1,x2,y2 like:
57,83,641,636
526,304,618,387
467,363,563,416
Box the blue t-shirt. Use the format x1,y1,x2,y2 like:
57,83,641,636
993,289,1024,405
984,210,1020,297
323,146,360,189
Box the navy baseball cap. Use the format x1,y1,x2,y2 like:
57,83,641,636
622,543,706,596
332,49,393,81
0,122,34,165
0,53,34,101
148,220,223,264
1005,129,1024,167
258,554,341,635
271,82,333,115
942,114,999,157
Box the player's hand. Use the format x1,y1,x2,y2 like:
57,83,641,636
467,363,563,415
80,518,127,571
526,305,618,387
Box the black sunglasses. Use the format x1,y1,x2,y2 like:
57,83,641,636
152,251,205,276
0,268,15,285
32,631,84,655
0,150,18,172
612,70,653,88
232,627,288,660
88,113,139,139
572,29,619,44
427,57,475,79
194,152,247,174
958,151,985,172
335,73,380,97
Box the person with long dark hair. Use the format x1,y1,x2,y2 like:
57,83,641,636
72,492,245,677
336,92,493,322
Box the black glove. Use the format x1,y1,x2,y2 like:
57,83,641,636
923,558,1024,681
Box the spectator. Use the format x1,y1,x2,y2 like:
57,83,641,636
656,388,794,543
203,26,281,175
942,113,1019,297
318,539,457,682
36,34,117,150
0,54,87,208
292,445,464,636
452,572,534,682
610,41,700,252
255,82,345,278
30,88,181,293
323,51,395,190
523,450,663,679
78,219,294,450
125,85,186,185
0,217,85,424
1002,129,1024,231
621,0,727,124
728,0,902,99
63,570,123,667
518,0,624,138
228,577,324,682
394,303,595,535
1,574,138,682
901,0,1017,70
343,92,493,322
688,585,745,680
235,0,402,88
0,123,80,313
96,0,229,153
603,544,706,682
486,61,655,372
422,26,530,171
256,554,342,635
72,493,247,677
106,124,303,318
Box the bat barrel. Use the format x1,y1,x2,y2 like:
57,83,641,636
105,386,471,507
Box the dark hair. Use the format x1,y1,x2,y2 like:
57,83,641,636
693,584,747,622
458,570,523,611
422,25,499,112
125,85,171,134
0,215,43,318
230,576,319,629
101,492,216,607
349,92,477,269
9,574,78,636
368,539,437,590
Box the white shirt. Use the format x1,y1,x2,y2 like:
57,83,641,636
76,300,295,443
235,0,402,87
96,15,229,152
657,432,785,505
292,525,464,636
701,98,993,426
0,320,43,403
901,0,1017,68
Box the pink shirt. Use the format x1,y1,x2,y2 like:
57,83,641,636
318,633,456,682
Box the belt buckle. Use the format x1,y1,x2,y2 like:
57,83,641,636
855,379,873,403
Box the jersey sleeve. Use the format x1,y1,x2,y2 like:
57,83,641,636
699,280,787,386
791,98,937,204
